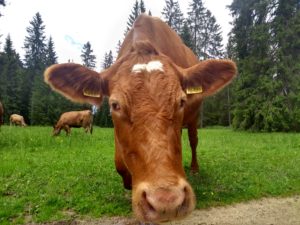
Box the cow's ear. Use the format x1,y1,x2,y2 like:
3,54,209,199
44,63,107,106
182,59,237,96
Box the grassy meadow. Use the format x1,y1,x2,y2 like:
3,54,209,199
0,126,299,224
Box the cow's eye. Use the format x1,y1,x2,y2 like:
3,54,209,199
180,97,186,108
111,101,120,111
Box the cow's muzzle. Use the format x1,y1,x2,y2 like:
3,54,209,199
133,178,195,223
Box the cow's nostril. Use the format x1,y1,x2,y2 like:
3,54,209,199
142,191,156,213
142,190,147,200
179,192,189,212
183,186,188,193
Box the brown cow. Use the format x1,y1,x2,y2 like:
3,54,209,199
44,14,237,223
53,110,93,136
0,101,3,127
10,114,27,127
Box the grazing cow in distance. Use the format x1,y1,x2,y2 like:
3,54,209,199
53,110,93,136
10,114,27,127
44,14,237,223
0,101,3,127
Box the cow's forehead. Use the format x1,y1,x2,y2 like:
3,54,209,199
108,58,184,113
111,59,182,95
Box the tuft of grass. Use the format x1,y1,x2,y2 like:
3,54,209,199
0,126,299,224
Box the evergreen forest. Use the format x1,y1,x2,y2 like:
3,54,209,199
0,0,299,131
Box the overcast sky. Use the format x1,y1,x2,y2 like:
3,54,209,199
0,0,233,70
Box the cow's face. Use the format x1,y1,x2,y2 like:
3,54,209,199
109,58,195,222
52,125,60,136
44,42,236,223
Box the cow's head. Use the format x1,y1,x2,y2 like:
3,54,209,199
44,41,236,223
52,124,61,136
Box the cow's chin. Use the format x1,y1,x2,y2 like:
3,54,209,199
132,178,196,223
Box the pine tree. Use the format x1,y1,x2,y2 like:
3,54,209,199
45,36,57,66
187,0,225,59
140,0,146,13
187,0,207,58
206,11,224,58
81,41,97,69
115,40,122,56
24,12,47,70
187,2,224,60
22,12,48,123
0,35,23,123
101,50,114,69
125,0,140,35
180,21,194,51
162,0,184,34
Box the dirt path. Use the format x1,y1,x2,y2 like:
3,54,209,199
32,195,300,225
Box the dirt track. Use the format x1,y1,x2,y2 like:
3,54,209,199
31,195,300,225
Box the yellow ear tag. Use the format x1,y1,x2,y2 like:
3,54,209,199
83,88,101,98
186,86,203,95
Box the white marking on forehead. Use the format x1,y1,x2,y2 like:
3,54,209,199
146,61,164,72
132,60,164,73
132,64,147,73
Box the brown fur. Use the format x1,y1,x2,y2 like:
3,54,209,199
10,114,26,127
0,101,3,126
44,14,237,223
53,110,93,136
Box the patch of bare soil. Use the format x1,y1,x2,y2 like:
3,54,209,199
28,195,300,225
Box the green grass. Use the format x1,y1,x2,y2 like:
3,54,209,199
183,128,300,207
0,126,299,224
